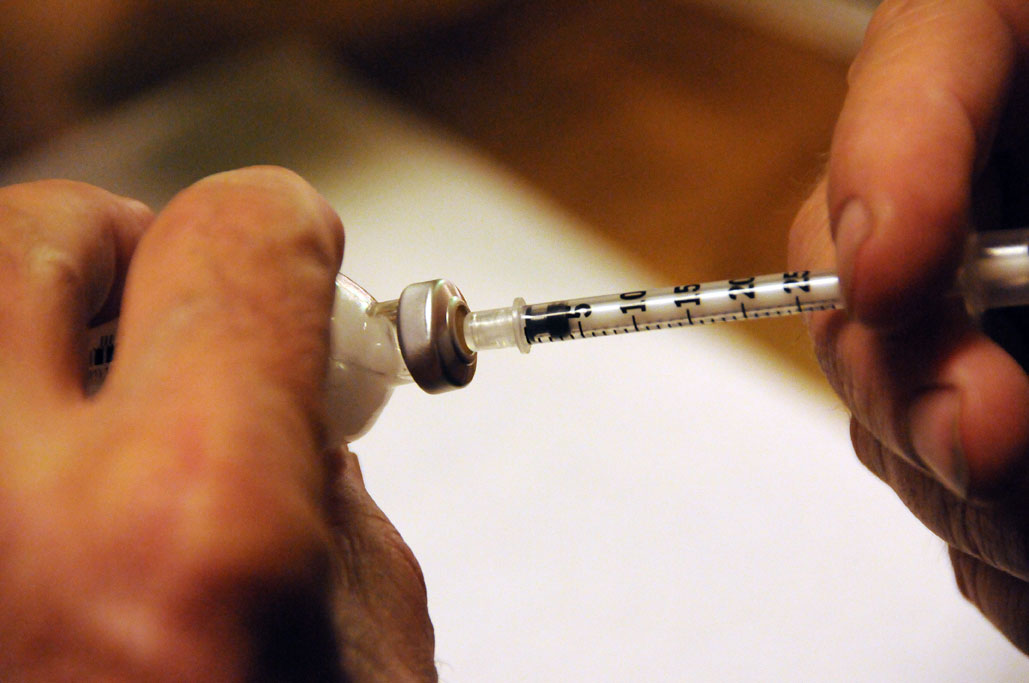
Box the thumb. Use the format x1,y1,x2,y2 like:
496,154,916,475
829,0,1024,324
331,448,437,682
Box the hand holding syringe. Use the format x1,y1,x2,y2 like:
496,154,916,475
87,227,1029,444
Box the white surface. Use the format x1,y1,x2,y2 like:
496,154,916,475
4,46,1028,682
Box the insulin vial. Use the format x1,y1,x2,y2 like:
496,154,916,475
323,275,411,444
325,276,476,444
85,275,477,447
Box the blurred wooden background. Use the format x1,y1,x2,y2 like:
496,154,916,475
346,0,854,388
1,0,859,386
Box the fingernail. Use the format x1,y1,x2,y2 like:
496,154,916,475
833,199,872,305
908,388,969,496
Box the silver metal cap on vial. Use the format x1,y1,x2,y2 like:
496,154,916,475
396,279,477,393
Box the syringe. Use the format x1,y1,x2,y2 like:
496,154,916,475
464,270,841,354
462,227,1029,353
85,227,1029,443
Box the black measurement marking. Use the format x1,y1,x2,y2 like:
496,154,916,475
619,290,647,314
795,296,804,313
783,271,812,294
577,321,585,337
631,315,640,332
673,284,701,307
686,309,693,325
740,302,748,319
90,334,115,367
728,277,757,300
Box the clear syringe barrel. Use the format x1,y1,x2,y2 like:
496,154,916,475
464,271,842,352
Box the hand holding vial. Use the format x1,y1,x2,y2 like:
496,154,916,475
0,168,436,680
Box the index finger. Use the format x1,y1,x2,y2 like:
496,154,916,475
829,0,1029,325
107,167,344,487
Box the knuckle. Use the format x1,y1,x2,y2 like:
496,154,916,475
25,243,89,299
941,496,988,562
846,421,1029,580
0,180,139,310
906,475,1029,580
949,547,1029,654
946,498,1029,579
0,197,99,300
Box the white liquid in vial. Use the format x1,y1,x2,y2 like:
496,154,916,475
85,274,411,446
323,274,411,444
